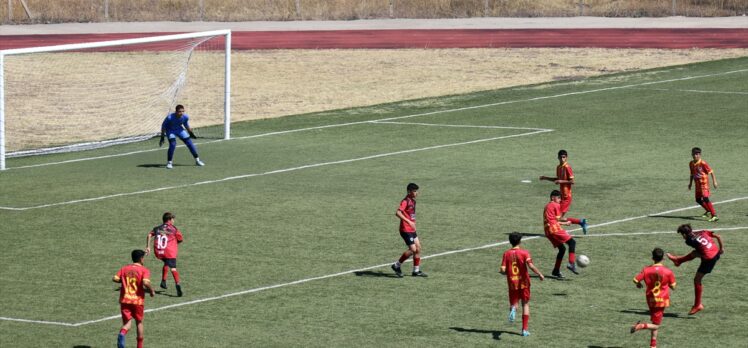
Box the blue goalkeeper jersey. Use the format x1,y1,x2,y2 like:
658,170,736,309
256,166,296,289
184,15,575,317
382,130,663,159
162,113,191,134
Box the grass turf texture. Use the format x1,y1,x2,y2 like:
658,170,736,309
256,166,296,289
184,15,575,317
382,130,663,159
1,57,747,347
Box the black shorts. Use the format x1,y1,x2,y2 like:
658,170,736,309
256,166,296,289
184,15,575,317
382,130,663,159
161,258,177,268
400,232,418,246
697,254,719,274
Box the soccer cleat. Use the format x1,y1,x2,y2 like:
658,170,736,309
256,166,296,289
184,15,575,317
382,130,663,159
196,159,205,166
551,270,564,279
630,321,641,334
166,162,173,169
391,264,403,278
666,253,681,267
701,211,711,219
117,333,126,348
566,263,579,275
708,216,719,222
176,283,183,297
521,330,530,337
688,304,704,315
508,307,516,323
412,270,428,277
579,218,588,235
160,280,167,289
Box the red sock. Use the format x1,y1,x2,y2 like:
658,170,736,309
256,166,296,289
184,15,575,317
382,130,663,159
414,257,421,267
522,314,529,331
567,217,580,224
398,252,410,263
705,201,716,216
569,252,576,265
694,283,703,306
650,337,657,348
119,328,128,335
554,258,562,272
162,265,169,281
137,336,144,348
171,269,180,284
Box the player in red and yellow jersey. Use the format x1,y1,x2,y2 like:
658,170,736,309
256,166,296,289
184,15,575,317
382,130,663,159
539,150,588,234
501,232,544,337
666,224,723,315
544,190,583,278
391,183,428,277
113,249,155,348
689,147,719,221
631,247,676,348
146,212,185,296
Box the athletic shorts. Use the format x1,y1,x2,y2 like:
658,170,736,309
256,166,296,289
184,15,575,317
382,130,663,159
560,194,572,213
695,187,710,199
544,228,572,248
698,254,720,274
649,306,664,325
167,130,190,140
400,231,418,246
120,303,144,323
161,258,177,268
508,287,531,305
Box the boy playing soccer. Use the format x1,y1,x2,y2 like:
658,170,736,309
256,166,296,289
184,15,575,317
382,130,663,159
688,147,718,221
391,183,427,277
160,104,205,169
146,212,185,297
543,190,584,278
113,249,155,348
631,247,676,348
500,232,544,337
539,149,588,233
666,224,723,315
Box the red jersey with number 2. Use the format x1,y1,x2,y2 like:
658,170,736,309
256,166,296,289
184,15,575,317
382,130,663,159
114,263,151,306
149,222,183,259
502,247,532,290
634,263,676,308
686,230,720,260
398,196,416,233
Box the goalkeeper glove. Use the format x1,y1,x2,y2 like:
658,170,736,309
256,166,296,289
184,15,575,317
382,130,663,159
159,135,165,147
188,130,197,139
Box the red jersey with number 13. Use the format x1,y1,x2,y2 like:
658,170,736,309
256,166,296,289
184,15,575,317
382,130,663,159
634,263,676,308
114,263,151,305
502,247,532,290
149,222,183,259
398,196,416,233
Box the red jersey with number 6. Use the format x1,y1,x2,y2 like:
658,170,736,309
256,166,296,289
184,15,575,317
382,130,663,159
114,263,151,305
149,222,183,259
634,263,676,308
502,247,532,290
398,196,416,233
686,230,720,260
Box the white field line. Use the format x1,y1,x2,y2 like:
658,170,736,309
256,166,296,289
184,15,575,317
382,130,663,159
371,121,546,130
0,128,553,211
634,87,748,95
7,68,747,171
3,200,747,327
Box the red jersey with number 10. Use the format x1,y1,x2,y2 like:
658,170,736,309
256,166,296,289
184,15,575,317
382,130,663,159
398,196,416,233
114,263,151,305
686,230,720,260
149,222,184,259
634,263,676,308
502,247,533,290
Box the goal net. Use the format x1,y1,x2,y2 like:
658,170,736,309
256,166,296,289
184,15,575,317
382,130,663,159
0,30,231,169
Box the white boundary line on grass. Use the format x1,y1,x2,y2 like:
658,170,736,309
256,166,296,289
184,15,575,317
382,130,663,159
7,68,747,171
633,87,748,95
0,127,553,211
3,198,747,327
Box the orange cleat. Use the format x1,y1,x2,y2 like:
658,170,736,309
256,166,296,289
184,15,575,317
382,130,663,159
689,304,704,315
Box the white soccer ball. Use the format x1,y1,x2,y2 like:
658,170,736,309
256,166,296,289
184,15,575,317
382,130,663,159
576,254,590,268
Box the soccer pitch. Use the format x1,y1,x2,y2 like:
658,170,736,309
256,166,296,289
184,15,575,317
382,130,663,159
1,57,748,347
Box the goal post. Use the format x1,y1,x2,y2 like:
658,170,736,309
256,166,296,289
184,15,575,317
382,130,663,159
0,29,231,170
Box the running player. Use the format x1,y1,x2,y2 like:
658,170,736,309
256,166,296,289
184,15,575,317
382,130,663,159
113,249,155,348
666,224,723,315
688,147,719,221
631,247,676,348
391,183,427,277
500,232,544,337
160,104,205,169
544,190,583,278
146,212,185,296
540,150,588,233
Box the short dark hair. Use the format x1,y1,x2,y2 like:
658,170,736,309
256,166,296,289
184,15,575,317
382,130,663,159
558,149,568,158
652,247,664,262
677,224,692,235
131,249,146,263
163,212,175,223
175,104,185,111
691,147,701,155
407,183,419,192
509,232,522,246
550,190,562,198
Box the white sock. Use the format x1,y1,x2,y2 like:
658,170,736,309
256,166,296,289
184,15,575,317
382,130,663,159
394,261,401,268
414,266,420,272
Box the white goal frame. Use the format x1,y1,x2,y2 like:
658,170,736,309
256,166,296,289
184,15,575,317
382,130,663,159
0,29,232,170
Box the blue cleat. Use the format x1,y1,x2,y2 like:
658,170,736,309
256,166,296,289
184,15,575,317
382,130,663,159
521,330,530,337
580,218,588,235
567,263,579,275
117,333,126,348
508,306,516,323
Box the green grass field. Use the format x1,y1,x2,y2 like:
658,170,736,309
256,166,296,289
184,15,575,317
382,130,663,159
1,57,748,348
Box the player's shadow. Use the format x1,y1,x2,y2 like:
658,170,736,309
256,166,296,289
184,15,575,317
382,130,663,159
620,309,694,320
648,214,700,221
155,290,180,297
588,345,623,348
506,232,544,237
353,270,402,278
137,164,183,169
73,346,93,348
449,327,519,340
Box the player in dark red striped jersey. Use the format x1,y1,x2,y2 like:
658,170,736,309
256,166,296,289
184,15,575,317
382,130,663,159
146,212,185,296
666,224,723,315
501,232,544,337
113,249,155,348
391,183,427,277
539,150,588,234
631,247,676,348
689,147,719,221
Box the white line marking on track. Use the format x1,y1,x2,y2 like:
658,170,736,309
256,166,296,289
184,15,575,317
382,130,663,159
7,68,747,170
4,200,747,327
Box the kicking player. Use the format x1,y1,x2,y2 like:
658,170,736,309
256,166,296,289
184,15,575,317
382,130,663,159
539,150,587,233
160,104,205,169
688,147,718,221
391,183,427,277
501,232,544,337
666,224,723,315
146,212,185,297
631,247,676,348
544,190,584,278
113,249,155,348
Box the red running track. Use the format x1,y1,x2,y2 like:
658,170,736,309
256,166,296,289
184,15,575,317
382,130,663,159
2,29,748,50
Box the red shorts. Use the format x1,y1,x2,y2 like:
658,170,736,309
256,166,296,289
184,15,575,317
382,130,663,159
696,189,710,199
508,287,531,305
560,194,572,213
649,306,664,325
120,303,145,323
545,228,572,248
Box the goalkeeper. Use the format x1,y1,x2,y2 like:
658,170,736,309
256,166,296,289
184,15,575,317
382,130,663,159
160,105,205,169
